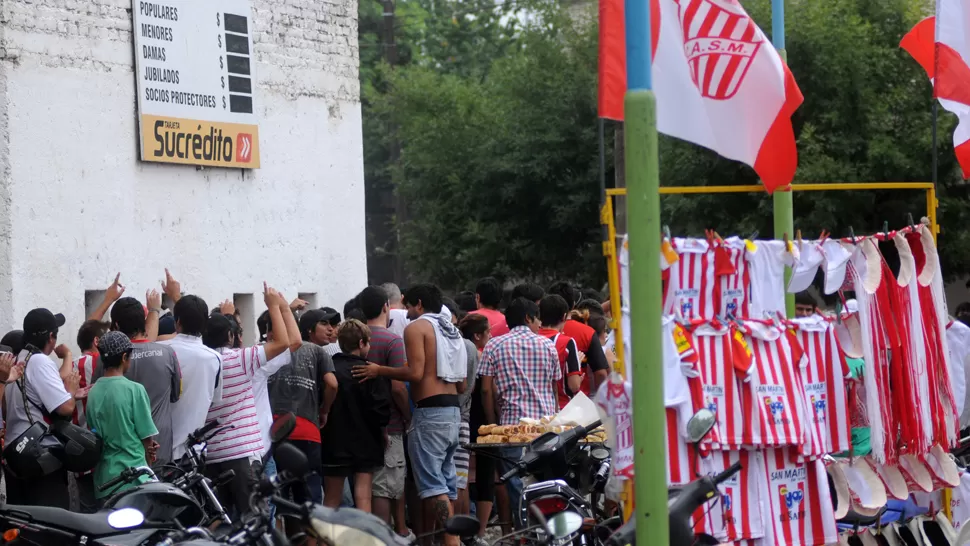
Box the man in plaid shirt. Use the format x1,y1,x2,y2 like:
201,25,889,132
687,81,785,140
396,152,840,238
478,297,561,518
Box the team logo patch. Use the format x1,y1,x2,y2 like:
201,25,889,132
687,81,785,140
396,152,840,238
810,395,827,417
675,0,764,100
780,484,804,510
764,397,785,416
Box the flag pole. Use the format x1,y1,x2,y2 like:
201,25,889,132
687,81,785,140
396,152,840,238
932,8,939,188
624,0,667,544
933,102,939,186
771,0,794,317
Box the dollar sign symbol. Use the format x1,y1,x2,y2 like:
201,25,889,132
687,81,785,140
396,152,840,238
223,96,227,109
216,13,221,26
221,76,225,89
218,34,222,47
219,57,224,69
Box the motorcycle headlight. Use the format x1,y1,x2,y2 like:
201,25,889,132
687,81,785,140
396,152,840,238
310,518,394,546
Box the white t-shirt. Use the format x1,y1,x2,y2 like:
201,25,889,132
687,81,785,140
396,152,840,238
748,240,791,318
5,350,72,448
161,334,223,459
323,343,341,357
948,320,970,427
253,350,291,455
387,308,409,339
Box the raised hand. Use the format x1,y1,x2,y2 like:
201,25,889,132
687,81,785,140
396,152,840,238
146,289,162,310
105,273,125,303
161,268,182,303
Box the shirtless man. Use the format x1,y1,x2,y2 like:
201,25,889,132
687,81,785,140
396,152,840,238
353,283,463,546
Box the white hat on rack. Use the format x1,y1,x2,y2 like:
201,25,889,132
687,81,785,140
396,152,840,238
788,240,825,294
822,240,854,295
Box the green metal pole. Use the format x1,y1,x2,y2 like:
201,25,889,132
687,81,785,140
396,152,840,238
771,0,794,317
624,0,666,543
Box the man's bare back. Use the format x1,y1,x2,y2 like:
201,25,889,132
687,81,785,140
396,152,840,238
404,318,458,402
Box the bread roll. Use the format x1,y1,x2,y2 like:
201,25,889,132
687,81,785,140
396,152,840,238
478,425,495,436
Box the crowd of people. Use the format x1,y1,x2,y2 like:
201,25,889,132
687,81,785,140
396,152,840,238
0,271,617,545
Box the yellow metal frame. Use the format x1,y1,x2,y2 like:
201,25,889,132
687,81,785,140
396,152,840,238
601,182,941,521
605,182,938,241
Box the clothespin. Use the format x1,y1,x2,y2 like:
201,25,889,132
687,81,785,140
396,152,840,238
848,226,858,245
907,213,915,230
713,231,724,244
796,229,803,247
783,232,793,254
749,230,759,240
663,224,671,240
818,229,830,245
882,221,889,237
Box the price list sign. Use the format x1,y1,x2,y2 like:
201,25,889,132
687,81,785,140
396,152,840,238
133,0,260,168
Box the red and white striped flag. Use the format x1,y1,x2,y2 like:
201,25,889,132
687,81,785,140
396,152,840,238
901,2,970,178
653,0,804,192
597,0,804,192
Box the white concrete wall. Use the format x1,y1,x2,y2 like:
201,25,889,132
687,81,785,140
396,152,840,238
0,0,366,348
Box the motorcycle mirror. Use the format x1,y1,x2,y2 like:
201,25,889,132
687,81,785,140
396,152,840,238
107,508,145,529
545,511,583,539
274,441,310,477
270,413,297,443
444,515,480,538
686,409,716,444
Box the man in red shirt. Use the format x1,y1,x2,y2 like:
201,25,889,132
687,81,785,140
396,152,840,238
538,295,583,408
468,277,509,338
548,282,610,393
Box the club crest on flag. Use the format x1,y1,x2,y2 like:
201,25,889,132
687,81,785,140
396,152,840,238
675,0,763,100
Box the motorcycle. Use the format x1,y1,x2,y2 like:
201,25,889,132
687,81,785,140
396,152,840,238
0,419,252,545
154,413,300,546
102,419,236,528
497,419,619,544
604,408,741,546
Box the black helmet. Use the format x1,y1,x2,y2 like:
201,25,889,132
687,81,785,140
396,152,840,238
3,422,63,479
50,421,103,473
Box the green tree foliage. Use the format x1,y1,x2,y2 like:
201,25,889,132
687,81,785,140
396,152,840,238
363,0,970,291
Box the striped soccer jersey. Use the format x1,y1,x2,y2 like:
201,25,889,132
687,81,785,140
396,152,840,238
666,407,695,486
664,238,716,320
793,316,851,456
741,322,807,449
717,237,751,319
73,352,98,429
694,449,767,542
762,447,838,546
690,322,746,449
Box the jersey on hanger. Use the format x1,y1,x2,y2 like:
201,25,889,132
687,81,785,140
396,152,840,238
793,316,851,456
717,237,752,319
664,238,716,320
762,447,839,546
694,450,767,542
741,322,808,448
689,322,747,449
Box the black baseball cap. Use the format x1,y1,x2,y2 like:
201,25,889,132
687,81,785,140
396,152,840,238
158,314,176,336
299,309,329,334
320,307,341,326
23,308,66,337
203,313,233,349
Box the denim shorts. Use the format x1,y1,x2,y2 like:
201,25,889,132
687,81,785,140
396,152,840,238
407,406,460,500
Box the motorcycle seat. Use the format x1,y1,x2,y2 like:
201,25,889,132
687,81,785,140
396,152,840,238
3,505,120,536
838,507,886,527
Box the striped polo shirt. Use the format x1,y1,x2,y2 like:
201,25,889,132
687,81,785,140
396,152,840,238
205,345,266,463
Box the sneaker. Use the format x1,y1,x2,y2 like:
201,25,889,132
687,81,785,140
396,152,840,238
399,529,417,542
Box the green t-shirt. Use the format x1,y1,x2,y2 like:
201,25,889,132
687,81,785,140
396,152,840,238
86,375,158,498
